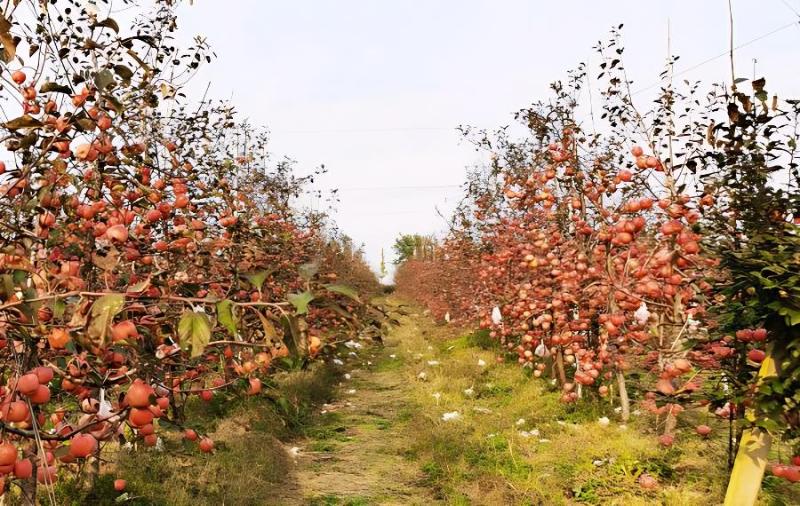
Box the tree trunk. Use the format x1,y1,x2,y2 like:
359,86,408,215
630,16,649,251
554,349,567,386
616,371,630,422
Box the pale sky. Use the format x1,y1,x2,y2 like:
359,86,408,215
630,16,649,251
173,0,800,278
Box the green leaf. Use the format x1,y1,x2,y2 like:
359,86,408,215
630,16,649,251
105,94,124,115
87,294,125,347
288,291,314,315
243,270,269,291
94,69,115,91
276,396,292,415
298,262,319,281
178,311,212,358
324,284,361,303
216,299,238,336
777,306,800,327
126,277,151,293
52,298,67,319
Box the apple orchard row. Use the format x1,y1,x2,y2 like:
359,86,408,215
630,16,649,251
396,35,800,483
0,0,382,498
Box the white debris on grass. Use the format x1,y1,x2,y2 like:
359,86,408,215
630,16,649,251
634,302,651,325
491,306,502,325
344,340,363,349
288,446,301,457
441,411,461,422
515,418,526,426
417,371,428,381
346,389,356,395
432,392,441,401
473,407,492,414
463,387,474,396
389,354,397,359
427,360,440,366
477,359,487,367
598,417,610,426
333,358,344,366
344,373,351,380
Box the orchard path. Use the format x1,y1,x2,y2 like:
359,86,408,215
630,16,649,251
273,299,442,505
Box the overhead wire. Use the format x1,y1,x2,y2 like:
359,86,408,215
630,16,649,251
305,10,800,216
631,18,800,95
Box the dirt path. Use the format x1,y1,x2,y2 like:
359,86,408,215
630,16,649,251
276,303,440,505
263,298,800,506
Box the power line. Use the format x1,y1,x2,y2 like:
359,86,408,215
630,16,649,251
350,209,439,217
273,126,456,135
329,184,462,192
632,19,800,96
779,0,800,17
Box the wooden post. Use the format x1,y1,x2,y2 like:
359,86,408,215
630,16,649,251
723,350,778,506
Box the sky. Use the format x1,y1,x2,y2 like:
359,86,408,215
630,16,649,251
171,0,800,279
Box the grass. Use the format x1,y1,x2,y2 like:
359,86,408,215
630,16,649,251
47,297,800,505
386,299,800,505
51,362,341,506
308,495,373,506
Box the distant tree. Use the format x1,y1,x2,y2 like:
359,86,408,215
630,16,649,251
380,248,388,278
393,234,420,263
392,234,436,263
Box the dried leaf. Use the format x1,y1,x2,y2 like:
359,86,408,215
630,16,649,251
39,81,72,94
4,115,43,131
92,248,120,271
93,18,120,33
0,15,16,62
